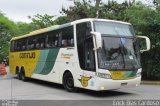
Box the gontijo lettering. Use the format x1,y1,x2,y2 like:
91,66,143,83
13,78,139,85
19,52,35,58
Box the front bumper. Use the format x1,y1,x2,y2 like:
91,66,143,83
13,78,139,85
94,76,141,91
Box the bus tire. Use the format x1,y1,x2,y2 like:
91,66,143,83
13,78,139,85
20,68,27,82
16,67,21,80
63,72,77,92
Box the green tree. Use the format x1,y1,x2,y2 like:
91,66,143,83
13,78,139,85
61,0,103,21
29,14,56,29
0,13,18,59
122,2,160,80
54,16,70,25
16,22,37,35
61,0,132,21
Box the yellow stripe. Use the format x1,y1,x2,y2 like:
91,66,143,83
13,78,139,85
11,25,59,41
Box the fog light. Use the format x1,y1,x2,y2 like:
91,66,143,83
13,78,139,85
100,86,105,90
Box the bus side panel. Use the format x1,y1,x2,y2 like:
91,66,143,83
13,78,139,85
55,48,77,84
31,48,60,82
55,48,96,90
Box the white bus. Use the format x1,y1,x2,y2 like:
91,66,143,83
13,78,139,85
10,18,150,92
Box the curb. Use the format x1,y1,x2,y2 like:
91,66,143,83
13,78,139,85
141,81,160,85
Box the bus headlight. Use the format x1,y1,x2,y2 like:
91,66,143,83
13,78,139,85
97,72,112,79
136,72,141,77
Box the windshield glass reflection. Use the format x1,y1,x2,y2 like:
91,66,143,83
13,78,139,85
97,37,140,70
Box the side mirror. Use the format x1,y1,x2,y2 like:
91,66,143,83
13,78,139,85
91,32,102,49
137,36,151,53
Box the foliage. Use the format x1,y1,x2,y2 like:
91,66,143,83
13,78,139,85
122,3,160,80
28,14,56,29
61,0,102,21
16,22,37,35
0,13,18,59
28,14,70,29
54,16,70,25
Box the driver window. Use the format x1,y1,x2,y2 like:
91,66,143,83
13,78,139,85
84,37,95,70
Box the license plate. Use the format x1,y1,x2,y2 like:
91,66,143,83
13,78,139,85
110,71,125,80
121,82,127,86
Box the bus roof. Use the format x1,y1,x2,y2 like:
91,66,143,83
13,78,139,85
11,18,131,41
11,23,71,41
72,18,131,25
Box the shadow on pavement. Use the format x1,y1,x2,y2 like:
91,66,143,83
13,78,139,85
77,89,134,98
12,77,134,98
13,77,64,90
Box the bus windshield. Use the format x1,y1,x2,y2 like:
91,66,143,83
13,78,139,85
97,37,141,70
94,21,141,70
94,21,135,37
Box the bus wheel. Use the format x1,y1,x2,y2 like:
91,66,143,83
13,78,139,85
63,72,77,92
16,67,21,80
20,68,27,81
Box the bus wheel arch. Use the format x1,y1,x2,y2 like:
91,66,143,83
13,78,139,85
62,70,77,92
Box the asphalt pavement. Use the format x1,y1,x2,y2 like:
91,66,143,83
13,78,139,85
0,67,160,106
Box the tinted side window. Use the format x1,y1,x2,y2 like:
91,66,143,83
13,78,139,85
46,26,74,48
27,37,37,50
26,34,46,50
35,34,46,49
14,41,18,51
12,26,74,51
17,40,22,51
61,26,74,47
10,41,15,52
46,30,60,48
21,39,27,51
14,39,27,51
